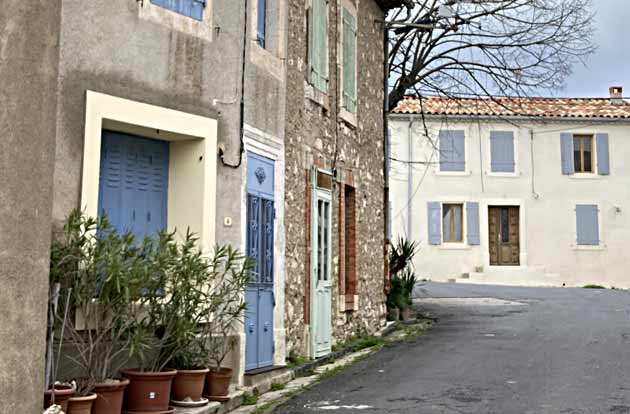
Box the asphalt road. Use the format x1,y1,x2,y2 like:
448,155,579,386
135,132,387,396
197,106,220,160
274,282,630,414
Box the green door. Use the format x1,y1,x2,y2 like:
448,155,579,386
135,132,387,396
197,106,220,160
311,169,332,358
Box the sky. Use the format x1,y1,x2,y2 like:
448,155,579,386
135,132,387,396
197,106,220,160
562,1,630,98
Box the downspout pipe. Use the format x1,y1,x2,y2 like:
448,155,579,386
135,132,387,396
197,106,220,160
384,22,390,231
219,0,248,168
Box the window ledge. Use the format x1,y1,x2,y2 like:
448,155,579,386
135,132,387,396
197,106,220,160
305,82,330,111
486,171,520,178
572,244,605,251
568,173,603,180
435,171,472,177
439,243,472,250
338,108,357,129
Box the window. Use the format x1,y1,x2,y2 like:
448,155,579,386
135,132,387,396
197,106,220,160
490,131,515,173
150,0,206,21
573,135,593,173
343,185,357,309
439,130,465,172
561,133,610,175
341,6,357,113
257,0,267,47
576,204,599,246
309,0,329,92
442,204,463,243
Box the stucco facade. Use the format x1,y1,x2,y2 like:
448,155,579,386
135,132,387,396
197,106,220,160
0,2,61,413
284,0,396,358
5,0,289,389
390,104,630,288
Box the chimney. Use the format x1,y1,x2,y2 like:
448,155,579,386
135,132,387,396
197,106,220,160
610,86,624,105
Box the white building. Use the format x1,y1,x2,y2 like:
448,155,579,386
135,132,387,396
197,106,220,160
389,87,630,288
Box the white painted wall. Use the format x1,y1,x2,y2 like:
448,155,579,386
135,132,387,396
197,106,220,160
390,114,630,288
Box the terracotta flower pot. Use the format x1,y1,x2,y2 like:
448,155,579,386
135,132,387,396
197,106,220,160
67,392,97,414
93,378,130,414
121,368,177,413
206,368,233,401
171,368,210,402
44,383,76,412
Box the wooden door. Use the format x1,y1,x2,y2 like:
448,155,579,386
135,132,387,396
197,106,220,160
488,206,520,266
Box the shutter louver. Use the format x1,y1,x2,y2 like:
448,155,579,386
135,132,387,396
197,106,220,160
576,204,599,246
439,130,465,172
490,131,515,173
427,202,441,245
342,8,357,112
257,0,266,47
466,202,480,245
596,133,610,175
561,133,575,174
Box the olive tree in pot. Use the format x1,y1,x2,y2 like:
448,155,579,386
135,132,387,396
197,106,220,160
202,246,253,401
49,211,148,414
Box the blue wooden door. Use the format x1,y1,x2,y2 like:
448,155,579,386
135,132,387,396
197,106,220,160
245,153,275,371
98,131,169,240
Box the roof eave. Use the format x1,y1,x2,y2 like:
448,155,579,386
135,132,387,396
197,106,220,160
389,112,630,123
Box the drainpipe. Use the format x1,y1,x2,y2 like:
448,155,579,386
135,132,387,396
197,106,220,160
219,0,248,168
530,129,539,199
383,21,391,294
407,120,413,239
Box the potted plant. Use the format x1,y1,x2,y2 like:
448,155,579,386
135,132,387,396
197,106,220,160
122,230,219,413
387,237,419,321
49,211,145,414
202,246,253,401
169,341,210,406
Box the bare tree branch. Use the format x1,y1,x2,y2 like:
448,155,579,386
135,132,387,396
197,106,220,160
387,0,596,110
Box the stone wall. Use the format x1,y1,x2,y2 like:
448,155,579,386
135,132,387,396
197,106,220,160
0,2,61,413
284,0,387,357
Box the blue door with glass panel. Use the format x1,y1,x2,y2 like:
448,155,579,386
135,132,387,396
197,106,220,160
98,131,169,240
245,153,275,371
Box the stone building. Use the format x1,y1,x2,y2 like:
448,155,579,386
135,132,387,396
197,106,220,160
284,0,406,358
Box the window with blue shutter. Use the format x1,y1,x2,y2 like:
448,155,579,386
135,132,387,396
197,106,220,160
490,131,515,173
309,0,329,92
439,130,466,172
576,204,599,246
342,7,357,113
257,0,267,48
151,0,205,21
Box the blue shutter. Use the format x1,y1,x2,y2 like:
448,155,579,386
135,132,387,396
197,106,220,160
576,204,599,246
466,202,480,245
99,132,169,241
490,131,515,172
427,202,441,245
439,130,465,172
151,0,204,21
596,133,610,175
257,0,267,47
561,133,575,174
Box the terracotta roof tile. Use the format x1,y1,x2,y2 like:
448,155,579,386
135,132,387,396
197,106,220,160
392,96,630,119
